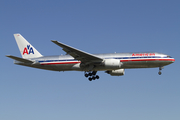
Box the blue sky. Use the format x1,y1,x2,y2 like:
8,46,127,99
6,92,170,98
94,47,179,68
1,0,180,120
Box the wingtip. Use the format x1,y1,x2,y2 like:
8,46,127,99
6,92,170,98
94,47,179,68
6,55,11,57
51,40,56,42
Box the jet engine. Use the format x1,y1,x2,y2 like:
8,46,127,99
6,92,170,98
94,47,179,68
105,69,125,76
103,59,122,69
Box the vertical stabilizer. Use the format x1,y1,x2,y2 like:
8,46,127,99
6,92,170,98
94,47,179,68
14,34,43,59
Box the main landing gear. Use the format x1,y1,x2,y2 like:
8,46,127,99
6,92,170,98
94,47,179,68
84,71,99,81
158,67,164,75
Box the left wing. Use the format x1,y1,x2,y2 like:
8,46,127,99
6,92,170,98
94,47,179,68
51,40,103,63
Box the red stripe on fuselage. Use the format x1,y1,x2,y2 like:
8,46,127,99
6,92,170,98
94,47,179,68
40,58,175,65
121,58,175,62
41,61,81,65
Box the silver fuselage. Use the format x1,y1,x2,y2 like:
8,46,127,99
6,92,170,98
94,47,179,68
14,52,175,72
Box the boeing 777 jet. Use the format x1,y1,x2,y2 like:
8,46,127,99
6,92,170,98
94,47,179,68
6,34,175,81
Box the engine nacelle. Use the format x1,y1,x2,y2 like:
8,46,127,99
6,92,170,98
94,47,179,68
106,69,125,76
103,59,121,69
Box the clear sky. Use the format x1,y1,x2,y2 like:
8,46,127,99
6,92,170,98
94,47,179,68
1,0,180,120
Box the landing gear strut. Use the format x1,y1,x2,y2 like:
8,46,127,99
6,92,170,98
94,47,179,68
158,67,163,75
84,71,99,81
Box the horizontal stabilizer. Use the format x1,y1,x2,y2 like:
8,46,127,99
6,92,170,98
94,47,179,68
6,55,33,63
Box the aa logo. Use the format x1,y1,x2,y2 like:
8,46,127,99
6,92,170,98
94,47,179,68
23,45,34,55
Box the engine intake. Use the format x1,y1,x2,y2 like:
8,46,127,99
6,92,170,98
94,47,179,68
103,59,121,69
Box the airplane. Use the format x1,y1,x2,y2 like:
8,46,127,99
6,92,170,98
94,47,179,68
6,34,175,81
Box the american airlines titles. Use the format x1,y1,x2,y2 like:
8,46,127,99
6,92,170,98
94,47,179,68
132,53,155,56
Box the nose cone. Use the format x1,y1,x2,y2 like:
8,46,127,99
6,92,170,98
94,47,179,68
162,55,175,66
171,58,175,62
166,55,175,63
167,58,175,65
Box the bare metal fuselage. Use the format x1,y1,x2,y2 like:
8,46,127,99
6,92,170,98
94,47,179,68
7,34,175,80
14,52,175,72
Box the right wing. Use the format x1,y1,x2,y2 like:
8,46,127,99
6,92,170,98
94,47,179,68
51,40,103,63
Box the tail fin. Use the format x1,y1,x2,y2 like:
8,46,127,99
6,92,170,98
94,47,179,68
14,34,43,59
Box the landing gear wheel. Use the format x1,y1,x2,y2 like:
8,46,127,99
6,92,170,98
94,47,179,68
85,73,88,77
89,77,92,81
85,71,99,81
96,75,99,79
158,67,163,75
89,73,93,76
158,71,162,75
92,71,97,75
92,76,96,80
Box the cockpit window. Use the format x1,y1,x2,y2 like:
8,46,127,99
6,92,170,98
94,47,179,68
167,56,171,58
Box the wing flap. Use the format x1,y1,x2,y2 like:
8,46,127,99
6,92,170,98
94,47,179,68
51,40,103,63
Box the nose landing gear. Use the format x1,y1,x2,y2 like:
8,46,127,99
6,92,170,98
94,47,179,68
158,67,164,75
84,71,99,81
